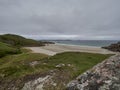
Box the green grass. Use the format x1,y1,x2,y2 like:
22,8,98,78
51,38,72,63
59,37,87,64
0,34,44,46
0,42,20,57
0,51,113,90
0,53,49,79
43,52,112,90
48,52,112,77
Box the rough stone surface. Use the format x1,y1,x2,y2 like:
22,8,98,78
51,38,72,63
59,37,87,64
29,61,39,67
22,75,51,90
102,42,120,52
55,63,65,68
67,54,120,90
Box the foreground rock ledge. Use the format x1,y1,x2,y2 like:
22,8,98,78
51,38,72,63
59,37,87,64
67,54,120,90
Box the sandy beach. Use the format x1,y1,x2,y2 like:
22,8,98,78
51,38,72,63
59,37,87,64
26,44,115,56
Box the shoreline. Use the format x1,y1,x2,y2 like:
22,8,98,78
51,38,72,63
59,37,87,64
26,44,115,56
54,43,101,48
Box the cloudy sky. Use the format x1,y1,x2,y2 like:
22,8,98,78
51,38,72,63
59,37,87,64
0,0,120,40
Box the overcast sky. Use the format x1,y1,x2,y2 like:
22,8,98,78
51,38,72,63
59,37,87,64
0,0,120,40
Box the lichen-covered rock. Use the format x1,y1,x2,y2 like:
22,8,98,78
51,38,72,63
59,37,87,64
22,75,52,90
67,54,120,90
55,63,65,68
29,61,39,67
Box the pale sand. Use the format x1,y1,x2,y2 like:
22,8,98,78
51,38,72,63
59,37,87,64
25,44,115,56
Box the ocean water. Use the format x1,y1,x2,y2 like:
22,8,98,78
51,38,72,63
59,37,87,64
50,40,119,47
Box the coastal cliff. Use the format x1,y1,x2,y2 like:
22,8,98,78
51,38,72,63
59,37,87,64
67,54,120,90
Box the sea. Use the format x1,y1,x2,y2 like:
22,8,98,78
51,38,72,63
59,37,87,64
48,40,119,47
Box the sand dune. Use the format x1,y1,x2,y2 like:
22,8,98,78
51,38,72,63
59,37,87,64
26,44,115,56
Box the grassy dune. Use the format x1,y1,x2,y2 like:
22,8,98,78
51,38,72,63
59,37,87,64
0,34,44,46
43,52,112,90
48,52,112,77
0,42,20,57
0,53,48,78
0,50,112,89
0,52,111,79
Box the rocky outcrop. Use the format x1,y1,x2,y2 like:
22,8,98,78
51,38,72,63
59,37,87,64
67,54,120,90
102,42,120,52
22,75,52,90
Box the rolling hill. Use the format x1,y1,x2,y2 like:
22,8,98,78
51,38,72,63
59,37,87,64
0,34,44,46
0,42,20,57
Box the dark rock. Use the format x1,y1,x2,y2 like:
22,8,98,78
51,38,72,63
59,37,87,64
102,42,120,52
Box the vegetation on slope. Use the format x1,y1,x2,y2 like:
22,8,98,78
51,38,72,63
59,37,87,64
44,52,112,90
48,52,112,77
0,42,20,57
0,53,48,78
0,33,114,90
0,51,112,90
0,34,44,46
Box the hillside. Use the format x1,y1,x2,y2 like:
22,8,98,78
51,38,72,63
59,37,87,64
0,42,20,57
67,54,120,90
0,34,45,46
0,51,112,90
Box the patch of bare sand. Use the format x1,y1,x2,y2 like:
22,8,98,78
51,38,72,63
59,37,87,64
25,44,115,56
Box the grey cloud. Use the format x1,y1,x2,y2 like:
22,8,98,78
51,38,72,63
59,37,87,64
0,0,120,39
